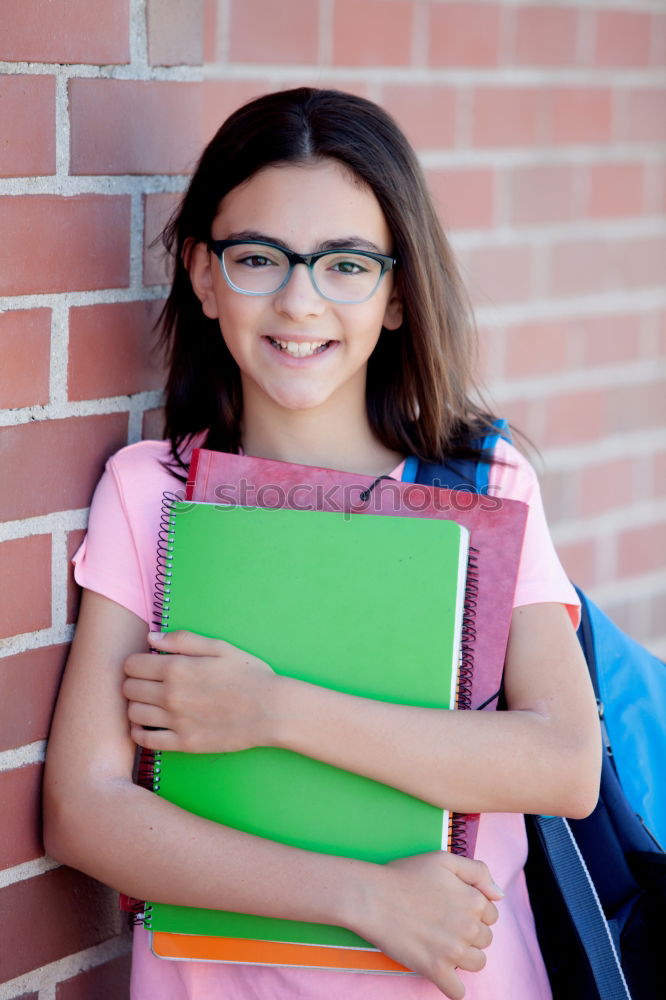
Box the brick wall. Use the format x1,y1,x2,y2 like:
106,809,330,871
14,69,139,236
1,1,664,996
0,0,203,995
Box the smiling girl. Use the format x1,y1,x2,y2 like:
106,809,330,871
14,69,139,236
43,88,600,1000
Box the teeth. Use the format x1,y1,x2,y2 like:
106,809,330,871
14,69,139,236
270,338,330,358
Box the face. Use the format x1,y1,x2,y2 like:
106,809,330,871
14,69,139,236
188,159,402,419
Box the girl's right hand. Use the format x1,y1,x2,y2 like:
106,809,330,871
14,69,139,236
353,852,502,999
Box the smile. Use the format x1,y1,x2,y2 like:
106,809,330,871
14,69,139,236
267,337,333,358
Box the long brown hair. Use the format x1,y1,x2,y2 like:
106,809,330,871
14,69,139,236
158,87,495,472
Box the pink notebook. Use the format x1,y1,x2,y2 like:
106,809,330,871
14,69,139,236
187,447,527,726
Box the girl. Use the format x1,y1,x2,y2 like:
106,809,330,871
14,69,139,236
43,88,601,1000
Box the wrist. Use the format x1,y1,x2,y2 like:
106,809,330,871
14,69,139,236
268,674,317,752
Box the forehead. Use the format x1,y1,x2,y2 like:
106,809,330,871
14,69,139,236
212,160,392,249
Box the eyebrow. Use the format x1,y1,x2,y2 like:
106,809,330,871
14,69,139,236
224,231,388,255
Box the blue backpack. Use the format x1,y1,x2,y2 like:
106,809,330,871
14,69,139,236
413,422,666,1000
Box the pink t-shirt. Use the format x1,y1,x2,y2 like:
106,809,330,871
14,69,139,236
73,438,579,1000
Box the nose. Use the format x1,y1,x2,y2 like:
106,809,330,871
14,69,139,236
272,262,325,320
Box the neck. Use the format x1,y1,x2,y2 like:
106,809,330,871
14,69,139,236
240,392,404,478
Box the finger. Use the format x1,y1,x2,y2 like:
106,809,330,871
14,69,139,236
436,967,465,1000
450,856,504,901
457,945,488,974
473,921,493,950
127,701,171,730
481,899,499,926
122,677,165,705
130,723,181,752
124,652,168,682
147,629,236,657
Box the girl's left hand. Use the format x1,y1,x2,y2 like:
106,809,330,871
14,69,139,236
122,630,278,754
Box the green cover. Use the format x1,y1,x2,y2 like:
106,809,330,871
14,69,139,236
146,502,468,947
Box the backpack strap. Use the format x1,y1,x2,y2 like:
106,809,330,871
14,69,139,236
413,418,511,493
529,815,632,1000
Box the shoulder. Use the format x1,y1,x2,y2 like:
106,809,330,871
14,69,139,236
489,438,540,504
103,439,186,501
105,438,174,479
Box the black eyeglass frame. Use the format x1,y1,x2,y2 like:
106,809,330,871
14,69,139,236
207,239,398,303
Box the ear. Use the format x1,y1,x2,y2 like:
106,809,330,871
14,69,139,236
381,284,403,331
187,240,220,320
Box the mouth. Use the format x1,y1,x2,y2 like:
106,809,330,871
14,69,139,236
266,336,334,359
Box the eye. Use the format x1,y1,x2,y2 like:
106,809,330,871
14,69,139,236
237,254,275,269
326,254,371,276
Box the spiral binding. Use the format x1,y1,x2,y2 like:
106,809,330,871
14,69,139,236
449,545,479,856
153,490,179,631
458,545,478,713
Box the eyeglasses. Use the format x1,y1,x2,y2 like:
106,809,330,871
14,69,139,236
207,239,397,304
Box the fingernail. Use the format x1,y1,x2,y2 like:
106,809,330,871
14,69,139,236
492,882,505,897
148,631,165,642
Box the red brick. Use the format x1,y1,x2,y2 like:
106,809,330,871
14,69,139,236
555,538,598,589
381,84,457,150
617,522,666,577
0,536,51,639
585,163,645,219
549,87,613,145
203,0,218,62
148,0,204,66
467,244,535,306
56,952,131,1000
0,309,51,408
428,3,501,67
67,529,86,625
0,75,55,177
514,5,578,66
142,406,165,441
594,10,651,67
70,79,203,176
509,164,578,225
1,0,130,63
333,0,414,66
202,79,273,145
580,313,643,367
651,14,666,68
0,195,130,296
471,87,541,147
230,0,319,63
653,451,666,499
0,645,68,752
624,89,666,143
609,380,666,435
541,388,607,447
144,192,181,286
0,868,121,983
68,300,165,401
503,319,571,379
427,168,495,229
549,238,613,297
0,765,43,869
0,414,128,522
579,457,636,516
613,235,666,292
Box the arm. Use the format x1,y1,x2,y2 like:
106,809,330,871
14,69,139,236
127,601,601,818
43,588,501,999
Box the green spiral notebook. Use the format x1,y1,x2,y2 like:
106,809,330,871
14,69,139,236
144,500,472,971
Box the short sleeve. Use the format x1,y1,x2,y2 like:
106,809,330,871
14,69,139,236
73,464,149,622
72,440,182,624
489,440,580,630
